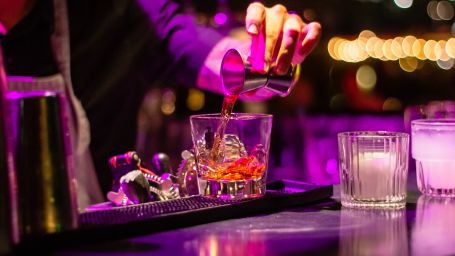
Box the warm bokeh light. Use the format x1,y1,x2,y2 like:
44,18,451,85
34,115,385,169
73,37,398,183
338,40,349,61
399,57,418,72
392,37,405,58
447,38,455,58
327,30,455,70
359,30,376,40
333,38,345,60
412,39,426,60
424,40,439,61
438,40,451,61
348,41,365,62
186,88,205,111
328,37,340,60
343,41,353,62
402,35,417,56
373,39,385,59
383,97,403,111
341,40,352,62
356,38,369,61
366,37,379,57
356,65,377,91
161,89,176,115
383,39,397,60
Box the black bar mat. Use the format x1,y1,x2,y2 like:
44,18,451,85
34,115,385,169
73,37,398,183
80,179,332,227
15,180,333,252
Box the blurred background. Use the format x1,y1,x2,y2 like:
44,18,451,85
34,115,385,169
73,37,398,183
136,0,455,184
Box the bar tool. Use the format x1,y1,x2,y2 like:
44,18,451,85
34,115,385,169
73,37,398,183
107,151,180,206
109,151,142,192
176,150,199,197
151,152,172,176
220,48,301,97
120,170,151,204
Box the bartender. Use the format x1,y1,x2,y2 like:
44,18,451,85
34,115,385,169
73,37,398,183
0,0,321,208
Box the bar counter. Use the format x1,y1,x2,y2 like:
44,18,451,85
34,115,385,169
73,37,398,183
19,170,443,256
8,114,442,255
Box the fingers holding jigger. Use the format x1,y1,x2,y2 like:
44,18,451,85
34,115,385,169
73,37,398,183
245,2,322,74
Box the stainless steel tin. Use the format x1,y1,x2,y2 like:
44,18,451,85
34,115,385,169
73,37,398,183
8,91,78,238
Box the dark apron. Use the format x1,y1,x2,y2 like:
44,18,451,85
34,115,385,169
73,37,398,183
6,0,103,210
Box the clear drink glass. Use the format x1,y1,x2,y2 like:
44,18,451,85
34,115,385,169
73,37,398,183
338,131,410,208
190,113,272,199
412,119,455,197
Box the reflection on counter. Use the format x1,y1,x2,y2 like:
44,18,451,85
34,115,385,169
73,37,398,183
412,196,455,256
339,208,408,256
183,233,266,256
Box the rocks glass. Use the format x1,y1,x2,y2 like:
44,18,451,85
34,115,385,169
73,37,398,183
190,113,272,199
338,131,410,208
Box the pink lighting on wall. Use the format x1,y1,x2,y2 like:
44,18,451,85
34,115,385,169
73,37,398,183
214,12,228,26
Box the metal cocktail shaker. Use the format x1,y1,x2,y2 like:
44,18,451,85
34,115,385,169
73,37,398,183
8,91,78,239
0,37,19,255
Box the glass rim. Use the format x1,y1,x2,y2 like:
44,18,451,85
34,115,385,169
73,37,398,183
190,113,273,120
411,118,455,126
338,131,409,139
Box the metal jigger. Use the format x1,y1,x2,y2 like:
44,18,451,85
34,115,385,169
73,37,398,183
8,91,78,240
0,36,19,255
220,48,301,96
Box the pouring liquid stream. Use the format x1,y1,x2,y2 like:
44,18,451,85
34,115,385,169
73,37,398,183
210,94,238,161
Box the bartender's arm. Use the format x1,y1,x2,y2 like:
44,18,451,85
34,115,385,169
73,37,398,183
197,2,321,101
1,1,321,101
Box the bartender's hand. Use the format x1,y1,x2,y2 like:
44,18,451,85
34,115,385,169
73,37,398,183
246,2,321,75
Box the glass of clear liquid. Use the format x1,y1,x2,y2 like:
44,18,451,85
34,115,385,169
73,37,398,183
338,131,409,208
412,119,455,197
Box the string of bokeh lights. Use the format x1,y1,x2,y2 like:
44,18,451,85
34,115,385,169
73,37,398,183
328,30,455,71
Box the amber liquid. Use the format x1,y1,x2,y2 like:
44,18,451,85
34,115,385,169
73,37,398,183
205,94,266,181
204,156,265,181
210,94,238,160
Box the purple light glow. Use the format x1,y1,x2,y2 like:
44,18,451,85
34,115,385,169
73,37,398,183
325,158,338,175
268,114,406,185
214,12,228,26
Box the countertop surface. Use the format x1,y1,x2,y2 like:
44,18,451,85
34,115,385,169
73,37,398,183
41,171,455,256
